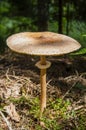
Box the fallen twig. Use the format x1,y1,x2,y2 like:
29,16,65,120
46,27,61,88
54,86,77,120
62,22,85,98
62,81,77,100
73,105,84,111
6,69,13,82
59,72,86,85
59,72,86,100
0,110,13,130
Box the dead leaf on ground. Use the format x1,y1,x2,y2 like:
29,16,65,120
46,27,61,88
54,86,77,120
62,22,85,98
4,103,20,122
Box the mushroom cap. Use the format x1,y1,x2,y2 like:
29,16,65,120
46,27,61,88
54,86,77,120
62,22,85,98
6,32,81,56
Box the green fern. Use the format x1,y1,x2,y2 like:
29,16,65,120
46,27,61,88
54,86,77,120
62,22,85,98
70,34,86,55
70,48,86,55
82,35,86,37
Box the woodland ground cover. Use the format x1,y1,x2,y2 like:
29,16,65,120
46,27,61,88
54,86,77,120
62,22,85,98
0,52,86,130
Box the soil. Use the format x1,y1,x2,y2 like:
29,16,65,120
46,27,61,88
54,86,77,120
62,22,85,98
0,50,86,130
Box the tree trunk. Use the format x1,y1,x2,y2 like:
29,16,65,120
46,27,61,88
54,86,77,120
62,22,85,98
37,0,50,31
66,3,70,35
58,0,63,33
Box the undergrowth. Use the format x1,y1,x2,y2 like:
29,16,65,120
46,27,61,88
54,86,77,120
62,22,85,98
6,96,86,130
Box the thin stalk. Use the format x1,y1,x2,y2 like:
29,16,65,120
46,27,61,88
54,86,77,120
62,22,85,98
40,56,46,117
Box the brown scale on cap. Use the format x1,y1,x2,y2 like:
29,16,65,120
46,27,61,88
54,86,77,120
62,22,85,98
16,32,62,44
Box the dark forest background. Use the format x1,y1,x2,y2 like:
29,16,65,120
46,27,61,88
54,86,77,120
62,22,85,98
0,0,86,54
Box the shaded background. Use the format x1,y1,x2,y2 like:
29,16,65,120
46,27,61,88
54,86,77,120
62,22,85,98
0,0,86,53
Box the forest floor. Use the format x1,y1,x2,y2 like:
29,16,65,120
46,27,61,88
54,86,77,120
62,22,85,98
0,50,86,130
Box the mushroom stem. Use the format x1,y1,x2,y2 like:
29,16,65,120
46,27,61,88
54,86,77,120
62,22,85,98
35,56,51,117
40,56,46,65
40,56,46,116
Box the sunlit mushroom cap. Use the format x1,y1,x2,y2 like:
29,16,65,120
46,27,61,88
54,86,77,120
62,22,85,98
6,32,81,56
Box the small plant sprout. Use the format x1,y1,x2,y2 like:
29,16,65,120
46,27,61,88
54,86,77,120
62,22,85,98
6,32,81,117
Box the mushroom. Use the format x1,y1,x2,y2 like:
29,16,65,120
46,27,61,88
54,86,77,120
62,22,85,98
6,32,81,117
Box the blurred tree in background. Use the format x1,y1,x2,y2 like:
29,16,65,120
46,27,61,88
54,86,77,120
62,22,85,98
37,0,50,31
0,0,86,53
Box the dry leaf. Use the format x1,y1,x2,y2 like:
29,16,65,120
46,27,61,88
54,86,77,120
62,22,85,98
4,103,20,122
40,121,45,127
81,78,86,86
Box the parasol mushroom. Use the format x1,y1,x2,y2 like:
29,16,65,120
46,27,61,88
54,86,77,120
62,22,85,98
6,32,81,117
